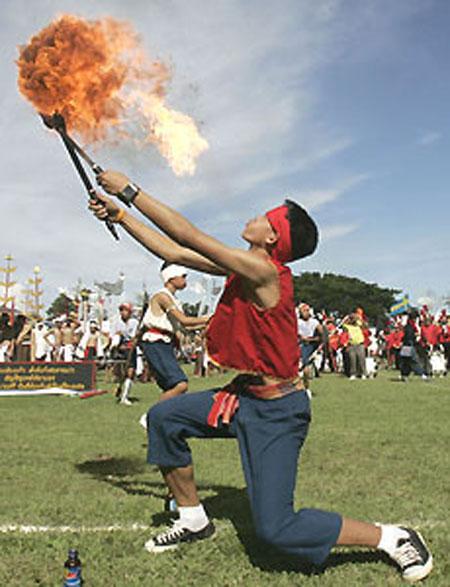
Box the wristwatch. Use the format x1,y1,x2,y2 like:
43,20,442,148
118,182,140,207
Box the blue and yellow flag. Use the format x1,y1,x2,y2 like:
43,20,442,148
390,295,411,316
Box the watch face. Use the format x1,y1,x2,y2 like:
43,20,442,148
123,184,139,201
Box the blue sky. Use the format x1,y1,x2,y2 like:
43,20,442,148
1,0,449,311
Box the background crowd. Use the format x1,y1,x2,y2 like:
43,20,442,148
297,303,450,381
1,299,449,382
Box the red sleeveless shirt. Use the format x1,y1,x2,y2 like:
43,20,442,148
206,261,299,379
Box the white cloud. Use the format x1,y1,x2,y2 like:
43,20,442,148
296,174,369,210
416,131,442,146
320,223,359,241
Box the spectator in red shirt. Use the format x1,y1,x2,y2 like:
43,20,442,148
420,317,441,375
385,325,404,370
420,318,440,349
385,329,396,369
440,316,450,367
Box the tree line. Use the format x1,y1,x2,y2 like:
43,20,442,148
293,272,399,323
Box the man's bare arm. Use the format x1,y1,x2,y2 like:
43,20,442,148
121,211,227,276
156,293,210,328
97,172,275,284
89,195,226,276
16,323,32,345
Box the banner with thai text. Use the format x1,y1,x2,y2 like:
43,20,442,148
0,362,96,391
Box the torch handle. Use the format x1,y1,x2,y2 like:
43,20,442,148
64,135,132,209
61,132,132,208
63,134,104,174
58,132,120,241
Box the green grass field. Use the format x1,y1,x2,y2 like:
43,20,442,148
0,368,449,586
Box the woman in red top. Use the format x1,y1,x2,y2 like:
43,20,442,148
89,170,432,582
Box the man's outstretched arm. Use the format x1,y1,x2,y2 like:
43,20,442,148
89,193,226,276
97,171,275,284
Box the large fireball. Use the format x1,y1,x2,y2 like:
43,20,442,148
17,15,208,176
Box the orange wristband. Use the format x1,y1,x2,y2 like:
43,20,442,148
113,208,126,223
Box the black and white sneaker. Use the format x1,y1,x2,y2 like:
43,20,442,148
144,519,215,553
389,527,433,583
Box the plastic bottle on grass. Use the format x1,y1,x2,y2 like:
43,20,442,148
63,548,83,587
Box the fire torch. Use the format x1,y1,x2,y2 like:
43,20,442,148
40,112,126,241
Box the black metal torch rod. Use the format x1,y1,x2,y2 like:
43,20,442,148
58,132,120,241
63,133,104,175
63,135,131,208
40,112,120,240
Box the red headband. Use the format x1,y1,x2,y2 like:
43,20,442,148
266,204,292,263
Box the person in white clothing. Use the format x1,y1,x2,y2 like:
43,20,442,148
140,262,211,512
60,319,79,362
44,318,63,361
75,320,105,361
297,303,323,389
111,303,139,405
141,263,210,402
31,322,51,362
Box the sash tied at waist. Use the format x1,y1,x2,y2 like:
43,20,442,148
207,374,303,428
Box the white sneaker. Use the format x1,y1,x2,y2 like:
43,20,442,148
361,375,367,380
349,375,357,381
388,527,433,583
144,519,215,553
139,413,148,430
120,397,132,406
421,374,428,380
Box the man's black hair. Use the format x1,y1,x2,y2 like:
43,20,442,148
285,199,319,260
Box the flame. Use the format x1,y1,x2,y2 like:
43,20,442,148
127,90,209,176
17,14,208,175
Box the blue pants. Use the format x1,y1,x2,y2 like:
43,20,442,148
141,340,188,391
301,343,317,365
147,388,342,566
